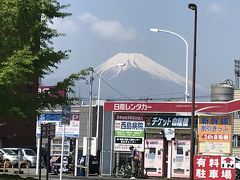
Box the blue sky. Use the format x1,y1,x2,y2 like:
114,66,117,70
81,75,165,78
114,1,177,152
43,0,240,101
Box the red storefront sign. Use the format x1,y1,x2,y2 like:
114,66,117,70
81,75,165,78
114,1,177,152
104,100,240,113
194,155,235,179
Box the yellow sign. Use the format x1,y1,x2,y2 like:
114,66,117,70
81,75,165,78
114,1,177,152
198,115,232,154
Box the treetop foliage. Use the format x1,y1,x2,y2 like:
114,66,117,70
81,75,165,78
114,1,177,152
0,0,91,120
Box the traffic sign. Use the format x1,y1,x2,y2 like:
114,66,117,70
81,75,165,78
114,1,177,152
61,105,71,125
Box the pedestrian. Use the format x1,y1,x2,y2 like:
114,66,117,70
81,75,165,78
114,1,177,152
79,156,86,176
129,145,140,179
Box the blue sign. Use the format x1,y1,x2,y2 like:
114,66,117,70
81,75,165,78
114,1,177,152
36,112,80,138
38,113,61,121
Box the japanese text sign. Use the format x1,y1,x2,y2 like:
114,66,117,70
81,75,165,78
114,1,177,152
104,101,240,113
145,116,191,128
114,114,145,152
198,115,232,154
115,120,144,131
194,155,235,180
113,103,152,111
36,113,80,138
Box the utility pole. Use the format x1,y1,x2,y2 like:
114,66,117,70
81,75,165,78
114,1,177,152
188,3,198,180
86,68,94,177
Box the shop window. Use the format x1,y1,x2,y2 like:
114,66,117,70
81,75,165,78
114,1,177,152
177,147,184,155
232,135,237,147
232,135,240,147
237,135,240,146
237,111,240,118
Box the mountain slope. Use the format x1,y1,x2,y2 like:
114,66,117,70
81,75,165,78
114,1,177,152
95,53,186,86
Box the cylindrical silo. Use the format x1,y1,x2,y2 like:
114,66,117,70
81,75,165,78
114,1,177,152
211,79,234,102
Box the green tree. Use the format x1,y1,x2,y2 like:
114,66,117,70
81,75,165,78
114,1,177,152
0,0,89,120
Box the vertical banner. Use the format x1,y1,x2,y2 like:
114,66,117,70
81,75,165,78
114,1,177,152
114,114,145,152
198,115,232,154
194,155,235,180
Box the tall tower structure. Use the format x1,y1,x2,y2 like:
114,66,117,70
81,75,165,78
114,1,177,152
235,60,240,89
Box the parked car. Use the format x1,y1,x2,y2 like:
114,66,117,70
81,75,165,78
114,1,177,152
0,148,19,167
3,148,37,168
0,151,3,165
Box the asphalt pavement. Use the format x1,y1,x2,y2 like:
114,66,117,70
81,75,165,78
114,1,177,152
1,167,188,180
0,167,146,180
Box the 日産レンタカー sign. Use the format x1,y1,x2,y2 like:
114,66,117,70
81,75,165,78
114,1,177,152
104,101,240,113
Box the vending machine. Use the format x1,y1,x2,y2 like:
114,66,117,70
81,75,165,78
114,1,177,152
171,139,191,178
144,139,166,177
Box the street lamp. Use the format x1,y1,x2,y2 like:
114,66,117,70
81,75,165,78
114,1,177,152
150,28,189,102
86,68,94,177
188,3,197,180
96,63,125,139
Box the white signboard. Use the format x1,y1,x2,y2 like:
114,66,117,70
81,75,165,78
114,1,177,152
198,142,231,154
83,137,97,156
114,120,145,152
36,113,80,138
221,157,235,169
164,128,175,140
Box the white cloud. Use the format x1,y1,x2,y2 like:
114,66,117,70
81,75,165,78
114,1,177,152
79,12,137,41
79,12,98,24
49,18,80,33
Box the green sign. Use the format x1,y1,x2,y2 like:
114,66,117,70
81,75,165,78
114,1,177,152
115,130,144,137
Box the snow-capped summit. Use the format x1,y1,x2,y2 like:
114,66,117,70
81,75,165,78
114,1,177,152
95,53,186,86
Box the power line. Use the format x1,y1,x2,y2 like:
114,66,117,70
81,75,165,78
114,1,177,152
96,74,211,101
94,72,135,101
80,70,211,102
107,94,210,101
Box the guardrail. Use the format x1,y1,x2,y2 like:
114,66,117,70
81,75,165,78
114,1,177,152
2,160,30,175
3,160,14,174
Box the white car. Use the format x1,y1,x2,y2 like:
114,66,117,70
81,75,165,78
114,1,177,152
0,152,3,165
0,148,19,166
3,148,37,168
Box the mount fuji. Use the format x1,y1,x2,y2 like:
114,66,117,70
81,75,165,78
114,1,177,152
92,53,202,101
95,53,187,86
